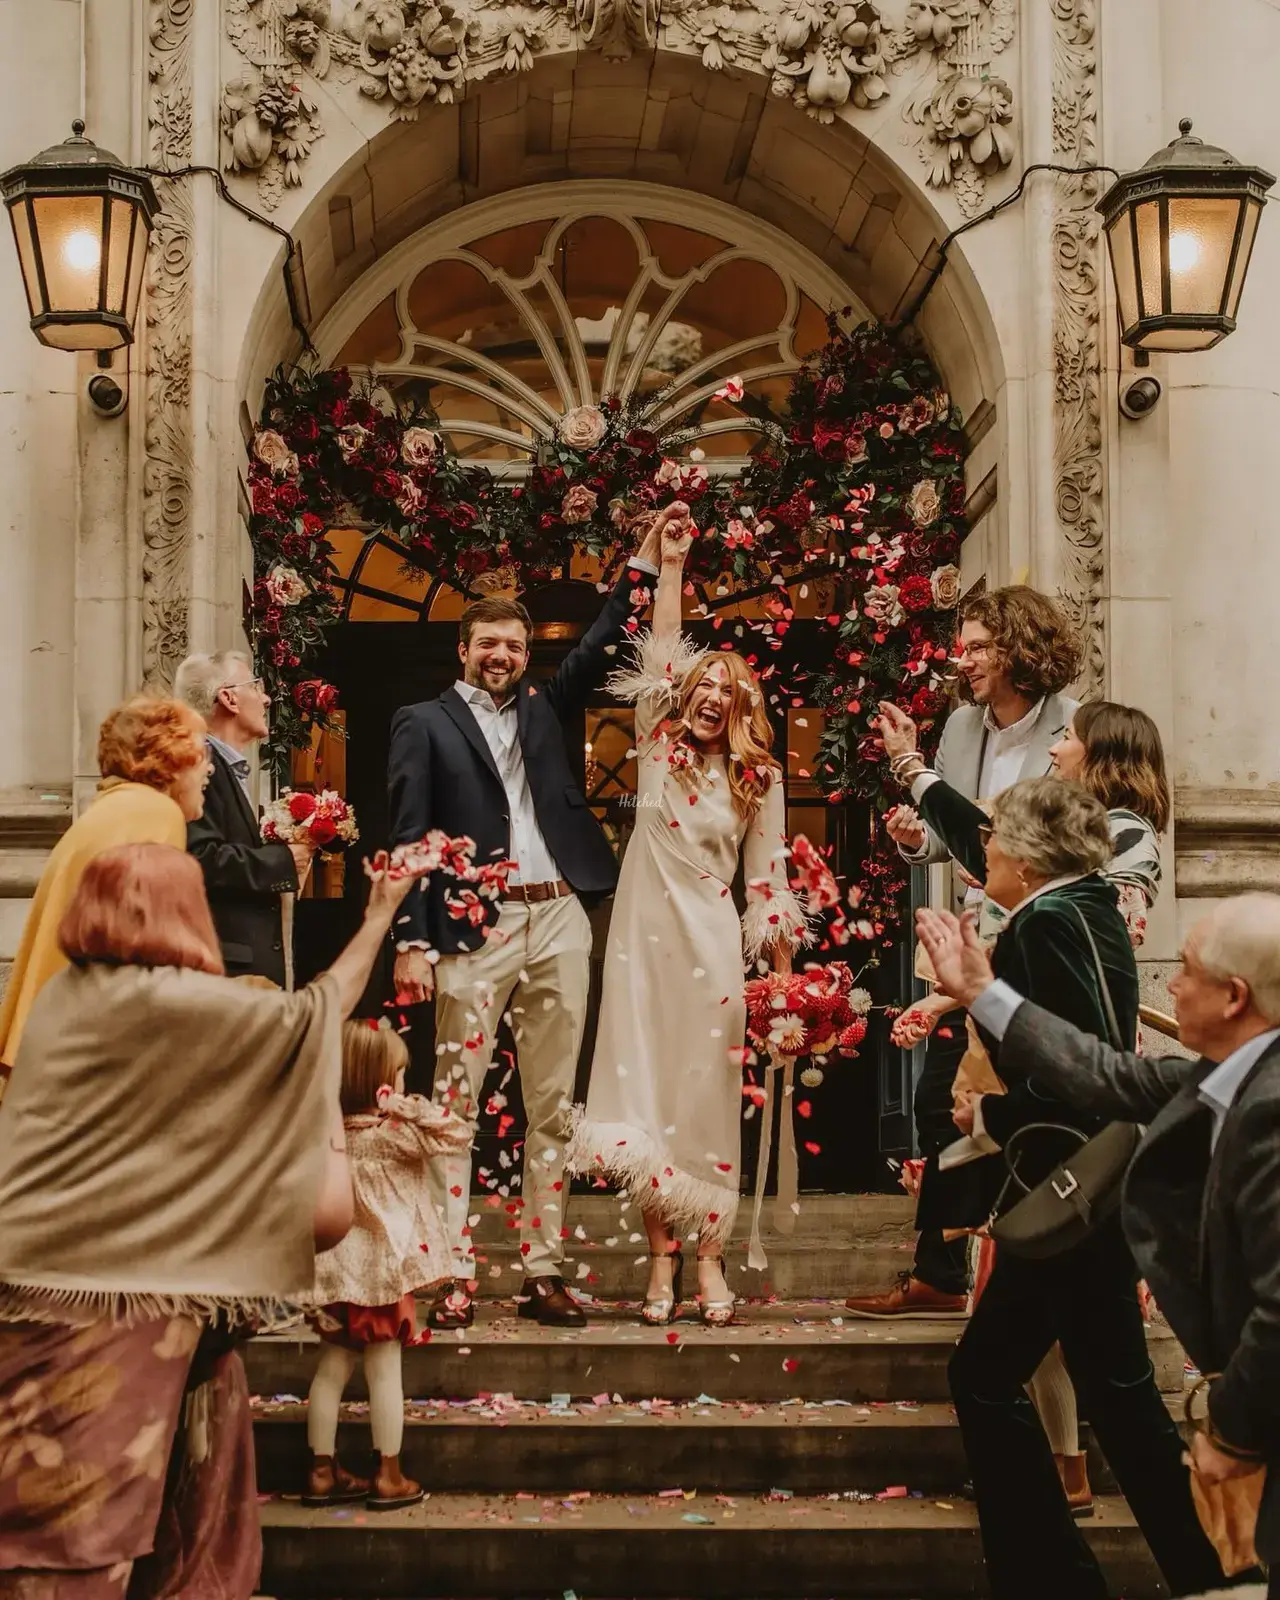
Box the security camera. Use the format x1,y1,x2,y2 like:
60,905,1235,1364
1119,376,1162,421
87,373,127,417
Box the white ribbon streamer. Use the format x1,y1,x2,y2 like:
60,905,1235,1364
747,1052,801,1271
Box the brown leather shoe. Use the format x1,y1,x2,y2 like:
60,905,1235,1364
301,1452,370,1507
425,1278,474,1330
368,1453,425,1511
1055,1452,1094,1519
517,1275,588,1327
844,1272,969,1320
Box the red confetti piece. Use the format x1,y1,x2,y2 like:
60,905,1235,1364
803,1141,821,1155
782,1358,799,1373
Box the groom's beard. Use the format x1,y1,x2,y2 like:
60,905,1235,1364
467,662,523,703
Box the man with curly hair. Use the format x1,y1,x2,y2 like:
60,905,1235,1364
846,584,1082,1321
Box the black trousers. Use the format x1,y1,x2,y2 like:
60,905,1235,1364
910,1013,969,1295
949,1217,1230,1600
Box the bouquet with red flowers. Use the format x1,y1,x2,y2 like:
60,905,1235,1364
262,788,359,851
744,960,872,1068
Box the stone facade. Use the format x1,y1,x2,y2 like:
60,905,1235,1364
1,0,1279,998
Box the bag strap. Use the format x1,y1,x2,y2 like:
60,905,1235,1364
1071,903,1123,1051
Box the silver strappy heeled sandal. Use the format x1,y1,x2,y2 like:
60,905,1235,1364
697,1255,735,1327
641,1249,684,1326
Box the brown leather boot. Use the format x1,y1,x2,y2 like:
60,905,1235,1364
1055,1452,1094,1519
368,1453,425,1511
844,1272,969,1320
517,1275,588,1327
425,1278,474,1330
301,1452,370,1507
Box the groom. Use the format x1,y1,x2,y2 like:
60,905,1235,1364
387,514,667,1328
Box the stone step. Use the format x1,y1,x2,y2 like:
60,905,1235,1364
251,1396,1184,1497
466,1192,916,1301
245,1302,1186,1406
258,1491,1164,1598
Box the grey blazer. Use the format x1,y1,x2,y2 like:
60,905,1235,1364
904,692,1078,866
996,1001,1280,1564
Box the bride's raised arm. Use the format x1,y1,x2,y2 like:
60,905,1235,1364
604,504,701,744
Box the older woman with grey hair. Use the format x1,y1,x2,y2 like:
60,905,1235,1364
935,776,1231,1600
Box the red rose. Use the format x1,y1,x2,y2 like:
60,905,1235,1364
275,481,303,512
288,791,319,821
899,575,934,613
301,512,325,536
812,420,846,461
293,414,319,443
308,815,338,847
910,686,944,719
293,678,339,715
625,428,658,453
327,398,350,427
373,470,403,499
449,503,478,529
251,481,279,517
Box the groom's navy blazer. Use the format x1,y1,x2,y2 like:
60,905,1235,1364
387,566,649,957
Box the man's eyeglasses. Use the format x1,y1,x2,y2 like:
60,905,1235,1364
957,640,996,661
978,823,994,849
219,677,264,695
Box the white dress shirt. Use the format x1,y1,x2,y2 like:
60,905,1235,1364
453,680,560,886
206,733,251,799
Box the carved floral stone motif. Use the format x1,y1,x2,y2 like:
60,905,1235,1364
222,0,1018,216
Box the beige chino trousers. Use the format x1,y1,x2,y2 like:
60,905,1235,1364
429,894,592,1280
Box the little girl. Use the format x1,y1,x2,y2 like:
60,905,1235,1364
304,1019,468,1510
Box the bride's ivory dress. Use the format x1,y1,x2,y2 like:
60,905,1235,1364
567,632,807,1243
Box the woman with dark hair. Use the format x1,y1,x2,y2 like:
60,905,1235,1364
0,697,212,1088
0,840,435,1598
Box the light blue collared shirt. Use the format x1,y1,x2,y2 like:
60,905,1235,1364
206,733,251,799
1198,1029,1280,1147
970,982,1280,1150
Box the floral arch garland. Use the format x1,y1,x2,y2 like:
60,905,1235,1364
247,316,966,941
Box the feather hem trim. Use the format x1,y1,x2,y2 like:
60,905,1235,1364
742,888,813,964
0,1281,314,1330
566,1112,737,1244
604,629,705,712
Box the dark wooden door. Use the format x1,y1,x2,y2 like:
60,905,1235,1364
295,608,895,1195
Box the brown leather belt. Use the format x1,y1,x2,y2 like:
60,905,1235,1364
504,878,573,904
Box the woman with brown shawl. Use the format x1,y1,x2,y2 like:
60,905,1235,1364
0,840,434,1597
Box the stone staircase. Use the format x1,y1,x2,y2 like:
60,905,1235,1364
246,1196,1184,1598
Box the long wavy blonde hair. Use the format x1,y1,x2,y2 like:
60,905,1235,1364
668,649,778,821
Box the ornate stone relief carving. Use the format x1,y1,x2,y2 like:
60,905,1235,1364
222,0,1017,216
1050,0,1106,693
143,0,196,689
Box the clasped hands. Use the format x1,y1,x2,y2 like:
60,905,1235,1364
632,501,695,570
913,906,997,1136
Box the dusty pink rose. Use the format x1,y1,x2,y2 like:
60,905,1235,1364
930,563,961,609
253,430,298,478
844,428,868,464
401,427,439,467
655,458,682,487
337,424,369,463
264,563,308,606
864,583,904,628
561,484,599,525
396,479,427,518
898,394,936,436
558,405,607,450
908,478,942,527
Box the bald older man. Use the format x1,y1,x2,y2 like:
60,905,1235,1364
918,892,1280,1598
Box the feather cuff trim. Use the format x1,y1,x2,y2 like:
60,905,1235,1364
0,1281,312,1329
604,629,705,712
566,1113,737,1244
742,888,812,964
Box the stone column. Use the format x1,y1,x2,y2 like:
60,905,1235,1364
1156,0,1280,919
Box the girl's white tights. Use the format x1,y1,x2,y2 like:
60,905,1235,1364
1027,1341,1079,1457
306,1340,406,1458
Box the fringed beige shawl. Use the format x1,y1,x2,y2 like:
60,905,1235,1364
0,961,342,1323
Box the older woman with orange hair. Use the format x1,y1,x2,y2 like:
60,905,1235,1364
0,696,211,1083
0,839,436,1596
568,512,808,1326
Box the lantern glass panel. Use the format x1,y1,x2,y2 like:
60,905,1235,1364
1166,195,1241,316
30,192,105,312
123,203,150,324
1225,196,1262,319
1105,212,1139,332
8,200,43,318
104,195,136,315
1134,198,1164,319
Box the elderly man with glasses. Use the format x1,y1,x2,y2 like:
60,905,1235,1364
174,650,310,986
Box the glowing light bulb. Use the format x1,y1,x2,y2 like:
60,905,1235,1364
62,228,101,274
1168,231,1201,275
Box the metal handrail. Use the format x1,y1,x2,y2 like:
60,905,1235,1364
1139,1004,1180,1041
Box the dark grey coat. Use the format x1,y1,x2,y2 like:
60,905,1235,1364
996,1001,1280,1563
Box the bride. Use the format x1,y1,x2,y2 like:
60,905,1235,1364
568,503,807,1325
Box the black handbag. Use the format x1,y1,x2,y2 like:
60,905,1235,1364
989,906,1140,1260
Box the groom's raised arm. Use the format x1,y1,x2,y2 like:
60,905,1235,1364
546,561,653,718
